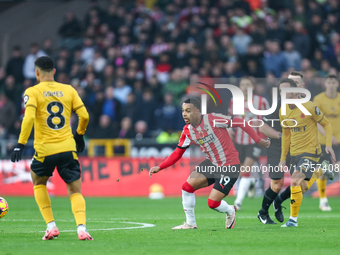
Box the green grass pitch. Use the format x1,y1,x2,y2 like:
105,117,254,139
0,196,339,255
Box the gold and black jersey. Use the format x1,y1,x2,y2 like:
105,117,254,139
18,81,89,157
279,101,332,160
313,92,340,145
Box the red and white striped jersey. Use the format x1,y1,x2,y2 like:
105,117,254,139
228,95,269,145
177,113,240,166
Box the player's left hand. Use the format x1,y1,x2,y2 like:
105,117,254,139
149,166,161,178
11,143,25,162
325,146,336,162
258,138,270,148
74,132,85,153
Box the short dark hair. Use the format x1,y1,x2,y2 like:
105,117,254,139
325,74,338,80
184,98,201,110
279,78,297,87
290,71,303,79
35,56,54,72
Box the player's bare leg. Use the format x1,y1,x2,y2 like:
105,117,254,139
281,170,306,227
31,170,59,240
67,179,93,240
209,189,236,229
172,172,209,229
234,157,255,210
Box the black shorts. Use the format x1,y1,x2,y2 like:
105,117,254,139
194,159,239,195
320,144,340,163
234,143,261,163
289,153,320,181
31,151,81,183
267,142,291,180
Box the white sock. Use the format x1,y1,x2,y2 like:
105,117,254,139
289,216,297,222
47,221,56,231
234,177,253,205
77,224,86,234
182,190,196,225
213,200,234,215
320,197,328,205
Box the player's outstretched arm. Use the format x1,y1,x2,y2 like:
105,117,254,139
231,118,270,148
148,147,186,178
11,106,36,162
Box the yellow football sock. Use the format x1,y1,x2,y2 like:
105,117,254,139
70,193,86,226
290,186,303,217
33,185,54,224
317,179,327,198
306,168,323,190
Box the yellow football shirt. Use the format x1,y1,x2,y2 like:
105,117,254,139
313,92,340,145
18,81,88,157
279,101,332,160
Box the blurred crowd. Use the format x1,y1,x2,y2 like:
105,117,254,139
1,0,340,143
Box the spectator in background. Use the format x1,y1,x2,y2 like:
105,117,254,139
134,120,150,140
136,89,157,129
102,86,121,123
117,117,134,139
264,40,288,77
232,26,253,56
292,21,311,58
113,77,132,105
6,45,25,83
92,50,107,73
154,93,183,131
163,68,188,105
58,12,82,39
311,49,323,70
156,53,172,84
102,64,115,87
23,42,46,80
0,91,16,131
3,75,22,114
42,38,55,58
90,115,117,139
283,41,302,71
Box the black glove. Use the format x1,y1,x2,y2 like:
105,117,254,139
74,132,85,153
11,143,25,162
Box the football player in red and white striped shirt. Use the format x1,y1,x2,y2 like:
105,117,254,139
228,77,269,210
148,98,270,229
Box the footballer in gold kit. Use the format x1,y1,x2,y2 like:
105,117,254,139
11,56,93,240
313,74,340,211
278,78,335,227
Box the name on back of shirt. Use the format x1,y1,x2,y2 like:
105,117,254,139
43,91,64,97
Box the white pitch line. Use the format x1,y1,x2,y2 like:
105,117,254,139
0,221,155,234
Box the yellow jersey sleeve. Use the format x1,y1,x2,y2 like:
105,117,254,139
23,88,37,109
308,101,332,147
18,89,37,145
72,88,84,112
308,102,324,123
72,88,89,135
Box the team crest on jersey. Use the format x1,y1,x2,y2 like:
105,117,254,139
315,106,321,115
301,113,305,118
24,95,29,105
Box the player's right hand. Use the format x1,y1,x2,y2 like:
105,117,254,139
11,143,25,162
278,161,286,172
74,132,85,153
149,166,161,178
258,138,270,148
